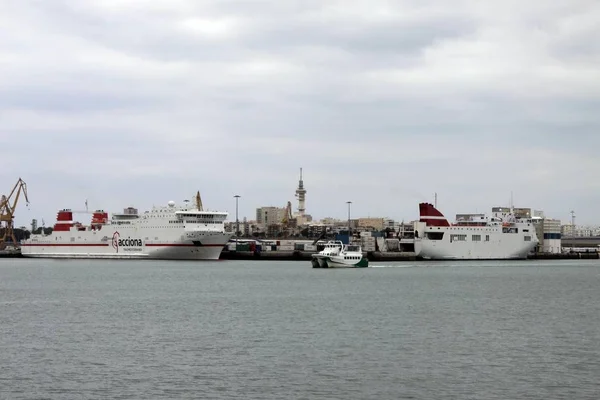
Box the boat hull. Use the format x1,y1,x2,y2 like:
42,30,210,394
312,255,369,268
326,257,369,268
312,255,328,268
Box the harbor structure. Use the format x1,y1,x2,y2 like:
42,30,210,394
539,218,562,253
256,206,287,228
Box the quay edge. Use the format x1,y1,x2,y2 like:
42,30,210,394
219,250,599,261
219,250,419,261
2,248,596,261
0,249,23,258
527,251,598,260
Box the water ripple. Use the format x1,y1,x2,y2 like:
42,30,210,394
0,258,599,399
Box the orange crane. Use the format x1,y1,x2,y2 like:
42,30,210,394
0,178,30,249
281,201,293,226
281,201,298,236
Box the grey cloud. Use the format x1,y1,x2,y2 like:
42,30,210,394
18,0,477,65
2,0,600,226
0,86,158,112
236,17,477,56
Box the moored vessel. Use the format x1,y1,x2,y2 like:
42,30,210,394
414,203,539,260
21,192,232,260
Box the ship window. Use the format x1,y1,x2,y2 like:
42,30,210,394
450,234,467,242
524,236,531,241
485,235,490,241
426,232,444,240
472,235,481,241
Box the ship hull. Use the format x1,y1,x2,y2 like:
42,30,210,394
414,228,537,260
21,232,232,260
20,245,226,260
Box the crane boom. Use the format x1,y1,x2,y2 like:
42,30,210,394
0,178,30,249
196,191,203,211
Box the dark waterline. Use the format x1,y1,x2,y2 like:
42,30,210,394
1,258,599,399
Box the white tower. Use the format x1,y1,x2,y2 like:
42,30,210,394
295,168,307,217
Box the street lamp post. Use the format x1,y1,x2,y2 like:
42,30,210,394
570,210,575,253
234,195,241,237
346,201,352,238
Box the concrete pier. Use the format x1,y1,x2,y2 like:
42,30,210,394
0,249,23,258
528,251,598,260
220,250,419,261
219,250,598,261
3,247,596,261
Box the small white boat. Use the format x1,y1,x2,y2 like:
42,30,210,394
311,240,368,268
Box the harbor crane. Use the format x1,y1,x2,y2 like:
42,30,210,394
0,178,30,249
196,191,203,211
280,201,297,237
281,201,295,228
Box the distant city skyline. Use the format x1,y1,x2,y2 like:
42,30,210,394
3,1,599,227
12,185,595,229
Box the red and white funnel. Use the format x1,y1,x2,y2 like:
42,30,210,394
419,203,450,227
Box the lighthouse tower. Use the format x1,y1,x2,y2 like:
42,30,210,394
295,168,307,219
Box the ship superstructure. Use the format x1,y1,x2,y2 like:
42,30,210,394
21,195,232,260
414,203,539,260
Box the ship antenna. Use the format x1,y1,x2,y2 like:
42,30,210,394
434,192,437,208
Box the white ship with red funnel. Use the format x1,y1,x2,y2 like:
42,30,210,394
21,192,232,260
414,203,539,260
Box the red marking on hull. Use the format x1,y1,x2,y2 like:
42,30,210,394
22,243,226,247
419,203,451,227
454,223,487,227
21,243,110,247
145,244,226,247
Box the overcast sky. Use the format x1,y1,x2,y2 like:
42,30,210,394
2,0,600,228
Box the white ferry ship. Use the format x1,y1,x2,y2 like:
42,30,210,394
21,192,232,260
414,203,539,260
